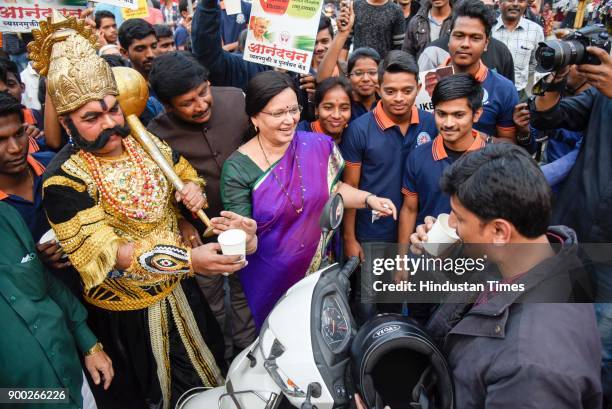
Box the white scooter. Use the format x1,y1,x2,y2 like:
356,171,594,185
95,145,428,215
177,193,359,409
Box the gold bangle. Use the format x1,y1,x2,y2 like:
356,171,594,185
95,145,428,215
85,342,103,357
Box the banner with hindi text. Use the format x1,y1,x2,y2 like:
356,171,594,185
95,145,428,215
121,0,148,20
243,0,324,74
0,0,87,33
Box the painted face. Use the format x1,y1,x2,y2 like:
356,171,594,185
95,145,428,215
252,88,300,146
434,97,482,144
316,86,351,138
169,81,214,124
0,113,27,175
378,71,419,118
449,16,489,70
349,57,379,98
62,95,129,155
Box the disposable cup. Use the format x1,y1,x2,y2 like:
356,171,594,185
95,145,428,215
39,229,57,245
422,213,460,256
218,229,247,259
38,229,69,259
218,229,247,276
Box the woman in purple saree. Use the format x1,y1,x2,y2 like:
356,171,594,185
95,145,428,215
221,71,397,328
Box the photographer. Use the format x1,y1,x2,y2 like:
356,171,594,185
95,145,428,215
411,143,602,409
530,45,612,400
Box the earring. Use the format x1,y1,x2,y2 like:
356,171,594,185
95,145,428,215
254,124,259,133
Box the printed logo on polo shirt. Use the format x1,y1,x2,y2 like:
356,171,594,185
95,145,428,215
236,13,245,24
416,131,432,146
482,89,489,106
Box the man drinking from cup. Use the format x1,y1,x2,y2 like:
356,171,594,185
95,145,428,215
410,143,602,408
397,73,487,244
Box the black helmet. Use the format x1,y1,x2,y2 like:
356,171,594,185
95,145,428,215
349,314,454,409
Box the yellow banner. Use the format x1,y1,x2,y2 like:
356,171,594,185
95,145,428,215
122,0,149,20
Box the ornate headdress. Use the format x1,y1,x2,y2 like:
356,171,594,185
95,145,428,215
28,10,118,115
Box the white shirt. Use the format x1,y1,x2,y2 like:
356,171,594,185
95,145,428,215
493,16,544,92
19,62,41,111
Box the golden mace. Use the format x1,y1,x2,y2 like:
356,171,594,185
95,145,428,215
112,67,215,237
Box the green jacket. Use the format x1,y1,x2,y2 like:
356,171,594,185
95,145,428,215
0,202,97,408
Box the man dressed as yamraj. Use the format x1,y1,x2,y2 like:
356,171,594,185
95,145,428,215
31,12,257,408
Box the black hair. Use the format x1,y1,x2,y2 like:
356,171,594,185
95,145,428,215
450,0,496,38
102,53,131,68
0,91,24,123
377,50,419,84
347,47,381,74
118,18,156,50
0,58,21,84
440,143,552,238
318,14,334,38
314,76,352,107
431,73,483,112
94,10,115,29
149,51,209,104
154,24,173,39
244,71,297,139
179,0,189,14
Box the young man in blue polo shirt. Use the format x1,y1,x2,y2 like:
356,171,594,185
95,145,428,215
341,50,437,261
440,0,518,142
398,73,486,242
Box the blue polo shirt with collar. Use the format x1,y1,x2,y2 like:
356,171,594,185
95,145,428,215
0,151,54,242
350,99,379,123
477,64,518,136
402,131,486,226
340,101,437,242
440,59,518,137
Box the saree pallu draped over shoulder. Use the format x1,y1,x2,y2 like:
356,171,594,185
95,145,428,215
240,131,344,328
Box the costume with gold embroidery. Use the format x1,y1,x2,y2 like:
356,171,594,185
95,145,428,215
34,11,223,409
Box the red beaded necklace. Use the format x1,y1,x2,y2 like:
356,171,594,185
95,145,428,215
81,138,158,220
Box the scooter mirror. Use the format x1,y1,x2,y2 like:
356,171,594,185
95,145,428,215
320,193,344,232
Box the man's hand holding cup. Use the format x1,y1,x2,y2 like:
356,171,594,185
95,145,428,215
410,214,459,256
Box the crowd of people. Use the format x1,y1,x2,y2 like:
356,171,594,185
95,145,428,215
0,0,611,407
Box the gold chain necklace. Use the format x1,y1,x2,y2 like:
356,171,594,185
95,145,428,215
257,135,305,214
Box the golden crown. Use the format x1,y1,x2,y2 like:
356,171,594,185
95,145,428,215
28,10,118,115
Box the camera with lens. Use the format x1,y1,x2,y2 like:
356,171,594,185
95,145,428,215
535,24,611,72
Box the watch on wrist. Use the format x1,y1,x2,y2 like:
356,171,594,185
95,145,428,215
85,342,103,357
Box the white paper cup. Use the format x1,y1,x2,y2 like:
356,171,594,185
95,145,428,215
38,229,69,259
422,213,460,256
218,229,247,258
39,229,57,245
218,229,247,276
